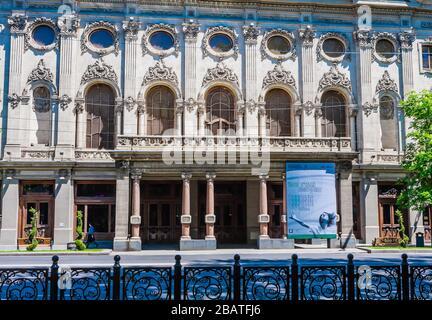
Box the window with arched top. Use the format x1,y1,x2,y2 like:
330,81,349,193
206,87,236,135
85,84,115,149
146,85,175,135
265,89,292,136
379,95,398,150
32,86,51,146
321,90,347,137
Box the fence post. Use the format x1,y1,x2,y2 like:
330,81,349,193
291,254,298,301
233,254,241,301
50,255,59,301
401,253,409,301
347,253,355,301
174,255,182,300
112,255,121,300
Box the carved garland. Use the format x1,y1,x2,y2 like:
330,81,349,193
27,59,54,84
376,71,398,94
363,102,379,117
262,63,296,90
142,23,179,57
202,62,239,87
261,29,296,61
318,65,352,92
317,32,350,63
142,60,178,86
25,18,59,51
81,21,119,56
202,26,239,59
81,59,118,85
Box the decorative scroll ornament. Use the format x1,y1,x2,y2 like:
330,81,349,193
318,65,351,92
81,59,118,85
182,21,200,41
303,101,315,116
74,100,85,114
262,62,296,89
25,18,59,51
81,21,119,56
314,107,323,118
246,99,258,114
376,71,398,94
8,14,27,33
8,93,21,109
298,25,316,47
202,26,239,59
184,98,197,112
59,94,72,111
353,29,374,48
317,32,349,63
57,14,80,36
243,24,259,44
123,17,140,40
142,23,179,57
28,60,54,84
124,96,136,112
261,29,296,61
363,102,378,117
399,30,415,50
143,60,178,86
372,32,399,64
202,61,239,87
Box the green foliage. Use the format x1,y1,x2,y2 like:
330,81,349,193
395,210,409,248
74,239,86,251
397,90,432,213
26,208,39,251
75,210,86,250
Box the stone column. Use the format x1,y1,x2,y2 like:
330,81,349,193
123,18,140,135
361,176,380,244
129,169,142,251
298,26,316,137
258,175,270,239
182,21,200,136
113,163,130,251
181,173,192,240
281,173,288,239
338,162,356,248
205,173,216,240
4,13,27,159
0,170,19,250
115,99,123,139
349,108,358,151
176,100,184,136
197,103,206,136
258,104,266,137
75,99,85,148
56,14,79,159
53,170,74,249
314,106,322,138
137,102,146,136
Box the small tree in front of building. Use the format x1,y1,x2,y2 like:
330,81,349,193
74,210,86,251
397,90,432,247
26,207,39,251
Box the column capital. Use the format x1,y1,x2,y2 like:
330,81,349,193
8,14,28,34
182,20,200,42
243,23,259,45
399,29,416,50
57,14,80,37
123,17,141,41
130,169,143,181
353,29,374,48
205,172,216,181
337,161,353,176
259,174,269,182
298,25,315,47
181,172,192,182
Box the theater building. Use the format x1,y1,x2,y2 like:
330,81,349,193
0,0,430,250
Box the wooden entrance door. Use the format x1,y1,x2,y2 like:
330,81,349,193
19,199,54,245
144,202,181,242
378,199,400,239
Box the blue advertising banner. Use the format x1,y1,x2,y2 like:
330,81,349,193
286,162,338,239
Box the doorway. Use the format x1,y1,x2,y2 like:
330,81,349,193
268,182,283,239
378,185,408,240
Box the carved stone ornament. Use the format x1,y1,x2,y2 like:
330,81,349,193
317,32,349,63
123,17,140,40
363,102,378,117
202,26,239,59
8,14,27,33
74,100,85,114
298,25,316,47
202,61,239,87
261,29,296,61
8,93,21,109
28,59,54,84
376,71,398,94
372,32,399,64
302,101,315,116
182,21,200,41
353,29,374,49
246,99,258,114
142,60,178,86
318,65,352,92
142,23,179,57
59,94,72,111
25,18,59,51
125,96,136,112
81,21,119,56
243,23,259,44
262,62,296,90
399,30,415,50
184,98,197,112
57,14,80,36
81,59,118,85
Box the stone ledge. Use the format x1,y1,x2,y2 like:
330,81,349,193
180,239,217,250
257,238,295,249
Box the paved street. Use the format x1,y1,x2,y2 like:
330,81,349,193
0,249,431,267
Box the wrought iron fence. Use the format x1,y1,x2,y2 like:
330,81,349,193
0,253,431,301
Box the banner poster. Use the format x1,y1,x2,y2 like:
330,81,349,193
286,162,338,239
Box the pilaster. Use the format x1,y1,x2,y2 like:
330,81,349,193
113,163,131,251
0,171,19,250
53,170,74,249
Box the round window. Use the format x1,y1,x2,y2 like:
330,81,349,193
32,25,56,46
149,31,174,51
322,38,345,58
376,39,395,59
89,29,115,49
267,35,291,55
209,33,233,53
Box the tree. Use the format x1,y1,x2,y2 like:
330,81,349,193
397,90,432,245
26,207,39,251
74,210,86,251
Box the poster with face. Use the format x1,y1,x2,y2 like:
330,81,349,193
286,162,338,239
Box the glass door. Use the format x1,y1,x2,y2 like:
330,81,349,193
20,200,53,244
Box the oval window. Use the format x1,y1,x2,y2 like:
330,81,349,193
149,31,174,51
89,29,115,49
267,35,291,55
209,33,233,53
376,39,395,59
322,38,345,58
32,25,56,46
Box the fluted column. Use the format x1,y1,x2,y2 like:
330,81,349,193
75,100,85,148
181,173,192,240
258,174,270,239
205,173,216,240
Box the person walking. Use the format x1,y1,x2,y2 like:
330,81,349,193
85,224,98,248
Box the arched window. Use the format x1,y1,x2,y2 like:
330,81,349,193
146,85,175,135
32,86,51,146
206,87,236,135
379,95,397,150
321,90,347,137
265,89,292,136
85,84,115,149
